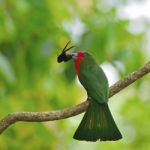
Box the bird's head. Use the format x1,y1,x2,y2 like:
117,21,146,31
57,41,85,63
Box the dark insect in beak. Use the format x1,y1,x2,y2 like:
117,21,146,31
57,41,75,63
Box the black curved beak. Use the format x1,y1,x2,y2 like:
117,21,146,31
57,41,75,63
57,53,72,63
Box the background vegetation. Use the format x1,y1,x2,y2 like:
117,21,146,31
0,0,150,149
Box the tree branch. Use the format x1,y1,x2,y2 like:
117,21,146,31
0,61,150,134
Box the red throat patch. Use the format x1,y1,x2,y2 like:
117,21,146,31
74,51,84,75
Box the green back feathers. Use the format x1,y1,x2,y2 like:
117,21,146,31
78,52,109,103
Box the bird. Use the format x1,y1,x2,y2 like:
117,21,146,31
57,41,122,142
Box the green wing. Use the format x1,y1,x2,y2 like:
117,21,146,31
78,53,109,104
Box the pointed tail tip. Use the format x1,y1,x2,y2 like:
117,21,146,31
100,134,123,141
73,133,122,142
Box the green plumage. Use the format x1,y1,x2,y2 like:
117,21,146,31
73,52,122,141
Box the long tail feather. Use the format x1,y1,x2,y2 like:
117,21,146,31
73,99,122,141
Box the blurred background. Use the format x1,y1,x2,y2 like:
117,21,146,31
0,0,150,149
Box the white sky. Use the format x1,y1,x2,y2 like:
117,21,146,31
119,0,150,19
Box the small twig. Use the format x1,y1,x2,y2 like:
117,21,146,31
0,61,149,134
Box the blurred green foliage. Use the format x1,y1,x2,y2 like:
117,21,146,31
0,0,150,149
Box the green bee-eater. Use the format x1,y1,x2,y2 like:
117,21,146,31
57,42,122,142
